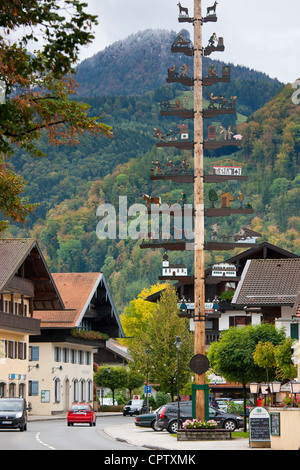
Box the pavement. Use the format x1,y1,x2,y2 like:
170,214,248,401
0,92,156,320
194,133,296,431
28,412,268,450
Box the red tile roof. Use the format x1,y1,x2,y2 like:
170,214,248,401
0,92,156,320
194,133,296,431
34,273,101,327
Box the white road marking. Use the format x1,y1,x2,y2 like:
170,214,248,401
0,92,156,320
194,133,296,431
35,432,56,450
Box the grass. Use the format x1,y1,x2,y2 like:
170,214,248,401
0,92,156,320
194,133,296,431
232,431,249,438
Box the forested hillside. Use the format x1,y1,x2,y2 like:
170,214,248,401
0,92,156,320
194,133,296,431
75,29,283,97
4,30,299,312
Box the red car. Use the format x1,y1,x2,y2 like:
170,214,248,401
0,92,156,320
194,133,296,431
67,404,97,426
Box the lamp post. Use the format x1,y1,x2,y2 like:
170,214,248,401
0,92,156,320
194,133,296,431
269,381,281,407
250,382,260,406
290,380,300,407
175,336,182,432
146,348,149,413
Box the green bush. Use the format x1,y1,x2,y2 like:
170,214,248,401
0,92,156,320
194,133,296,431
99,405,124,412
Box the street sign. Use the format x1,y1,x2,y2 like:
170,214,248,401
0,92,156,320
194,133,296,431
133,395,140,400
144,385,151,395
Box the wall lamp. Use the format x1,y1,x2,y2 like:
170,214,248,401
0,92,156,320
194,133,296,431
28,363,39,372
52,365,63,373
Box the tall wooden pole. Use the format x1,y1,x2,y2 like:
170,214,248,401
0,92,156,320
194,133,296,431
193,0,206,421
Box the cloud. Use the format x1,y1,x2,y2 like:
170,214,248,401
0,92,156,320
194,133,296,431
80,0,300,83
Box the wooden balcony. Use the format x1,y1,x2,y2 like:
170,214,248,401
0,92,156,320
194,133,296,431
0,311,40,335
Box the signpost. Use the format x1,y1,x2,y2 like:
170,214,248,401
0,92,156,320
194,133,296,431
144,385,152,397
249,407,271,448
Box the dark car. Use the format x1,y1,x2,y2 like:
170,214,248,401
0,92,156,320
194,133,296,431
123,399,146,416
0,397,29,431
135,407,163,431
67,403,97,426
229,399,254,417
156,401,244,433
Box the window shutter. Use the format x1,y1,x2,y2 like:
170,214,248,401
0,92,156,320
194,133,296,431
29,381,39,396
31,346,39,361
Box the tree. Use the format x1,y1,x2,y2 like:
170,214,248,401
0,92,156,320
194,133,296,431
128,285,194,400
207,323,286,431
274,337,297,381
0,0,112,232
253,341,276,383
120,283,167,346
208,189,218,208
94,366,128,406
126,370,144,398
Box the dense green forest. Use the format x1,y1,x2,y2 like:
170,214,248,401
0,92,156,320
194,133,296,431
6,83,299,312
3,30,299,313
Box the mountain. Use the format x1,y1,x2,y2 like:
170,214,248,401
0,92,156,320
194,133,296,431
5,30,298,312
75,29,282,97
7,84,300,312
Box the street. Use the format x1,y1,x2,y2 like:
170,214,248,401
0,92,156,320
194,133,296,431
0,415,144,451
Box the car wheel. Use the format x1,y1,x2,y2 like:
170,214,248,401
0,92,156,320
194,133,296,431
167,420,179,434
151,420,163,431
123,412,127,416
223,419,237,431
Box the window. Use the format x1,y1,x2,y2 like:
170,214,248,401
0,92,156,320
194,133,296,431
63,348,69,363
54,347,61,362
73,379,79,402
29,346,39,361
0,382,6,398
19,383,26,398
78,350,84,365
87,380,93,402
54,378,61,403
9,382,16,397
29,381,39,396
18,342,27,360
8,341,17,359
85,351,91,365
71,349,77,364
80,380,86,401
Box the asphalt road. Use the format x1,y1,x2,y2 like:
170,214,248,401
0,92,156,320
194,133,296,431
0,415,144,451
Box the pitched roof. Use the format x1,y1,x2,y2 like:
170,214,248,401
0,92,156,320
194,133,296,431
0,238,64,310
34,273,102,327
34,273,123,337
0,238,36,291
232,258,300,306
291,293,300,318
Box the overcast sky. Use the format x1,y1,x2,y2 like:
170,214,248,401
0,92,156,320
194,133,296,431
78,0,300,84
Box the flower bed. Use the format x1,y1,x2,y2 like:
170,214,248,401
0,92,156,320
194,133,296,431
182,419,218,429
282,394,300,407
177,419,231,441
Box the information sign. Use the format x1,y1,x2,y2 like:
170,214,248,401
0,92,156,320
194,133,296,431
270,412,280,436
249,407,271,447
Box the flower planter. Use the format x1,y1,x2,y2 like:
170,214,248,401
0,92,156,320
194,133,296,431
177,428,231,441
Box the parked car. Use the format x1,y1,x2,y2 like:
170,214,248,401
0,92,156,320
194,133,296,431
0,397,29,432
229,399,254,417
214,398,233,412
123,399,146,416
67,403,96,426
101,398,118,406
135,407,163,431
156,401,244,433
